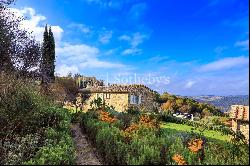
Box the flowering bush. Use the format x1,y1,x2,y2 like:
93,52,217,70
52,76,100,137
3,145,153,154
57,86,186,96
188,138,203,153
81,103,249,165
139,114,159,129
172,154,187,165
99,110,117,124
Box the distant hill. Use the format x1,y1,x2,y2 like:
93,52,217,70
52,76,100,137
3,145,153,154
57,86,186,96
188,95,249,112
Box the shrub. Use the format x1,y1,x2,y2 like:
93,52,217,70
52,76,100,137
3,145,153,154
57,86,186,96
81,109,249,165
0,73,75,164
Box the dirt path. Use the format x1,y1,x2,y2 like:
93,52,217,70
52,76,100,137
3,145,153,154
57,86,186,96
71,123,103,165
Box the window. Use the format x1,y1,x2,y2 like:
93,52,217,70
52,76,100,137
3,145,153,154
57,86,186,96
130,95,141,105
96,93,104,100
105,93,110,99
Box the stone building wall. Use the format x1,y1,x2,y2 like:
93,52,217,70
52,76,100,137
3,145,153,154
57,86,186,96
81,84,158,112
83,92,129,112
230,105,249,142
128,86,158,112
104,93,129,112
232,119,249,142
83,93,96,111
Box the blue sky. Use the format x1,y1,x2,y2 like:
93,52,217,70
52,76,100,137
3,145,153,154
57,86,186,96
13,0,249,96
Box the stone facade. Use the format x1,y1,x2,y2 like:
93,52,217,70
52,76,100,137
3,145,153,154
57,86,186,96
229,105,249,141
79,83,158,112
83,92,129,112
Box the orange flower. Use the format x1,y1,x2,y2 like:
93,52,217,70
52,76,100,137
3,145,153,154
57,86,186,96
99,111,117,123
172,154,187,165
123,123,140,142
139,115,159,129
188,138,203,153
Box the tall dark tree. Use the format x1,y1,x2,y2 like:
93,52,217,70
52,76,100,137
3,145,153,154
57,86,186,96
41,25,49,84
41,25,55,84
48,27,55,81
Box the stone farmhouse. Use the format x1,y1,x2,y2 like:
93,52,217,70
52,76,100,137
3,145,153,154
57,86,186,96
229,105,249,141
77,76,159,112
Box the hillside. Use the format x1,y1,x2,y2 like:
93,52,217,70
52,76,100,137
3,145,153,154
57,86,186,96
157,93,223,116
189,95,249,112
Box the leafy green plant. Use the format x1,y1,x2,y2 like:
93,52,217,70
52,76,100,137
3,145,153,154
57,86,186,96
0,74,75,165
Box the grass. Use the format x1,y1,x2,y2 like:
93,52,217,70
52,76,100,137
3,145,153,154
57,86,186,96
161,122,230,142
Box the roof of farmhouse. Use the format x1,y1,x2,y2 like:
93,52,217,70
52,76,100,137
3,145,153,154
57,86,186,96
79,84,158,94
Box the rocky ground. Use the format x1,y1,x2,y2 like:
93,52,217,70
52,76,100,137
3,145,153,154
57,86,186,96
71,123,103,165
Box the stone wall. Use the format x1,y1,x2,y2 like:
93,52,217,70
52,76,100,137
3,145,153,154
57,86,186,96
230,105,249,121
129,87,158,112
81,84,158,112
229,105,249,142
83,92,129,112
240,122,249,142
83,93,97,111
104,93,129,112
232,119,249,142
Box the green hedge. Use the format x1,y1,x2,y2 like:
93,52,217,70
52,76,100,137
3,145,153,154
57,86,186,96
23,108,75,165
81,111,249,165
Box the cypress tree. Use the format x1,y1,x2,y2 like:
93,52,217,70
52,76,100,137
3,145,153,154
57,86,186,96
49,26,55,82
41,25,49,84
41,25,55,83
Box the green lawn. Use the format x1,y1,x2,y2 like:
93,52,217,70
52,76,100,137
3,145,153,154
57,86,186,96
161,122,231,142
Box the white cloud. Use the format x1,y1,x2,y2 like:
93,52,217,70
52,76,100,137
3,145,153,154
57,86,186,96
80,59,125,68
10,7,64,43
120,33,147,47
68,23,91,33
121,48,142,55
85,0,130,10
129,3,147,20
10,7,126,76
148,55,169,63
184,80,196,88
103,49,116,56
99,30,113,44
199,56,249,72
131,33,147,47
56,43,126,69
119,32,148,55
235,39,249,50
119,35,131,41
56,64,79,76
56,43,99,60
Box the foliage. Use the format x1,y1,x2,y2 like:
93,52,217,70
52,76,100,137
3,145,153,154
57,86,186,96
158,93,223,116
23,127,75,165
99,110,117,124
172,154,187,165
0,0,41,77
126,106,140,115
55,76,78,101
81,103,249,165
46,82,67,104
0,73,75,165
41,25,56,83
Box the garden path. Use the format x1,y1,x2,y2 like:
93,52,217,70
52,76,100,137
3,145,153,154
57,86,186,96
71,123,103,165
